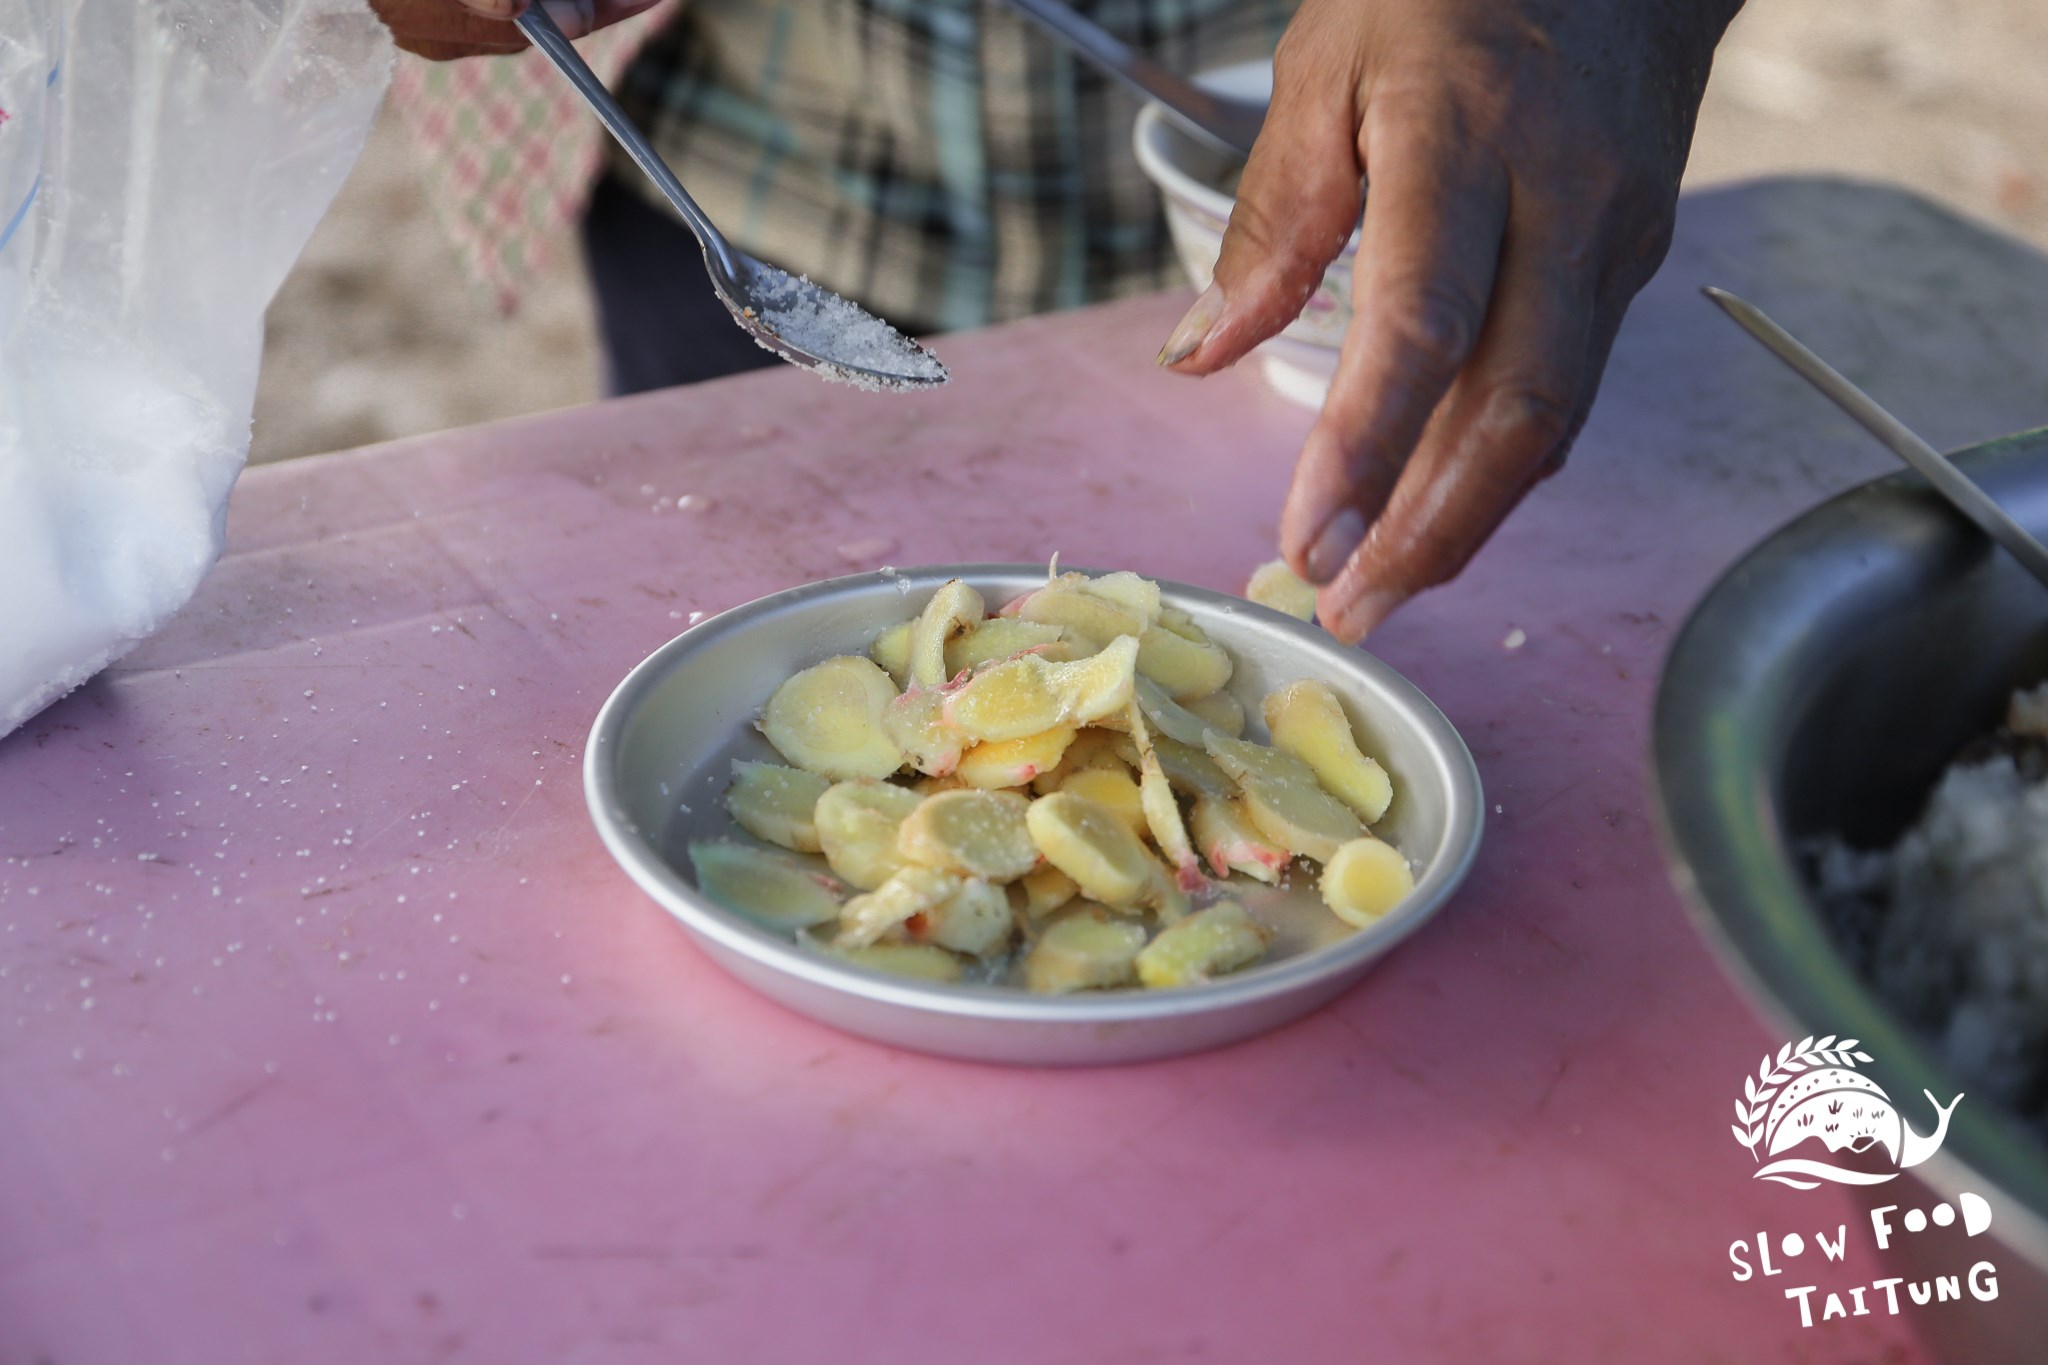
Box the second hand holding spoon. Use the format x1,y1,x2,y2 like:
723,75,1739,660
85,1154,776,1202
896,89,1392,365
516,5,946,391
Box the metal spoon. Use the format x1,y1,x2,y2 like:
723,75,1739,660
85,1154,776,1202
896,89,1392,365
516,6,946,391
993,0,1266,157
1705,287,2048,590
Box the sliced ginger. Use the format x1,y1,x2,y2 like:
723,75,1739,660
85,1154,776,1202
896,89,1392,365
1181,689,1244,737
1264,679,1393,824
1016,863,1079,919
836,866,961,948
1188,796,1290,884
883,685,967,777
896,789,1039,882
1015,576,1150,648
1133,675,1217,748
759,655,905,781
1205,731,1362,863
1320,836,1415,927
943,634,1138,742
688,841,844,931
907,579,984,689
1136,624,1233,699
813,779,924,890
725,760,830,853
1245,559,1317,621
945,617,1065,676
829,941,963,984
955,725,1076,790
1056,766,1146,840
1023,907,1148,994
1149,734,1238,803
869,620,914,687
1024,790,1157,907
909,878,1015,957
1135,901,1271,988
1125,702,1204,892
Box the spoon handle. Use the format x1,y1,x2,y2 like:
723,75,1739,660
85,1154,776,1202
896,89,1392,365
1705,287,2048,588
994,0,1263,157
514,6,741,281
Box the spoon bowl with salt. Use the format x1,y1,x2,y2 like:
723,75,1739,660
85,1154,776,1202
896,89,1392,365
517,6,947,392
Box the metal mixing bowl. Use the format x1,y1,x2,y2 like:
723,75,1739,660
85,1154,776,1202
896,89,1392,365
584,565,1483,1065
1654,429,2048,1361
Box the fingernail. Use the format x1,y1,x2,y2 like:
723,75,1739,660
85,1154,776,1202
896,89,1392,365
1158,282,1226,367
1303,507,1366,584
1332,588,1407,643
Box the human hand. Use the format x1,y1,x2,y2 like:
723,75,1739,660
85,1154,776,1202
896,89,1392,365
368,0,658,60
1160,0,1743,641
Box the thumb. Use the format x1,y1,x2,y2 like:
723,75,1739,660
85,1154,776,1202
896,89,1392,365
1158,39,1362,373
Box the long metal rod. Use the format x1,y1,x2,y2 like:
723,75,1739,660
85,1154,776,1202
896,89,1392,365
1705,286,2048,590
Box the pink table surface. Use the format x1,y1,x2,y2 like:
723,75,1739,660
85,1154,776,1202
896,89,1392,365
5,179,2047,1364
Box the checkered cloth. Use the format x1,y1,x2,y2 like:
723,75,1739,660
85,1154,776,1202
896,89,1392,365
389,0,1293,325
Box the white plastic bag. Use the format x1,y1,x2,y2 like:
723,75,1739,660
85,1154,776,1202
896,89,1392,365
0,0,391,737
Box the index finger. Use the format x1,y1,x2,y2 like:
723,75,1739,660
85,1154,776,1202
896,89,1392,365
1278,90,1511,586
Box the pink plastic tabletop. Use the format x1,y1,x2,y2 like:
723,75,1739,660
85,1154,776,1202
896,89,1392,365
5,180,2047,1363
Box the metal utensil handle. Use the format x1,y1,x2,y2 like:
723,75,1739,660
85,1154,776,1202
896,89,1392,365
514,6,741,280
997,0,1257,155
1705,287,2048,588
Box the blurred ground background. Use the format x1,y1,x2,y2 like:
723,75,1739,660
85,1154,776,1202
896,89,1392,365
249,0,2048,462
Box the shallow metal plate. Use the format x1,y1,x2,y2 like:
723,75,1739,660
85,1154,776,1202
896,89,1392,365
585,565,1484,1065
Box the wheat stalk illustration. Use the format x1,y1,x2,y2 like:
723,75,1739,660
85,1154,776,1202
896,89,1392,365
1731,1035,1874,1160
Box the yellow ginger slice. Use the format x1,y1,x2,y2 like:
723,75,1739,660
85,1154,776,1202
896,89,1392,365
1136,624,1233,699
813,779,924,890
836,866,961,948
1204,732,1362,863
882,686,967,777
1188,796,1290,884
1182,689,1245,737
1023,907,1148,994
1136,901,1272,988
1025,790,1160,908
1033,727,1131,794
910,878,1015,957
1056,766,1146,840
945,617,1065,676
1133,675,1217,748
869,620,914,688
1245,559,1317,621
1320,836,1415,927
1263,680,1393,824
725,760,830,853
1079,571,1162,624
908,579,985,689
1150,734,1237,803
896,789,1039,882
829,942,963,984
1125,702,1205,892
1015,576,1149,648
913,773,968,796
955,726,1076,790
688,841,844,931
942,634,1138,742
759,655,905,780
1016,863,1079,919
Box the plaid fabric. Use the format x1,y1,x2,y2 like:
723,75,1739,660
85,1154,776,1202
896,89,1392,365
387,1,1294,325
614,0,1295,333
386,5,677,314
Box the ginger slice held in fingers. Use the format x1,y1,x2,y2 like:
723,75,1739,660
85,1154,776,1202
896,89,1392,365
1264,680,1393,824
1136,901,1272,988
689,841,845,931
759,655,905,780
1024,907,1148,994
813,779,924,890
1320,836,1415,927
725,760,830,853
896,788,1039,882
1244,559,1317,621
1205,731,1362,863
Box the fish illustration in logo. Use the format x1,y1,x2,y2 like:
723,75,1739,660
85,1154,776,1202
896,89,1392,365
1731,1036,1961,1189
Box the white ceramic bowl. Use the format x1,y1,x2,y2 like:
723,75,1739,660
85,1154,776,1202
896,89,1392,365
1132,60,1357,407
